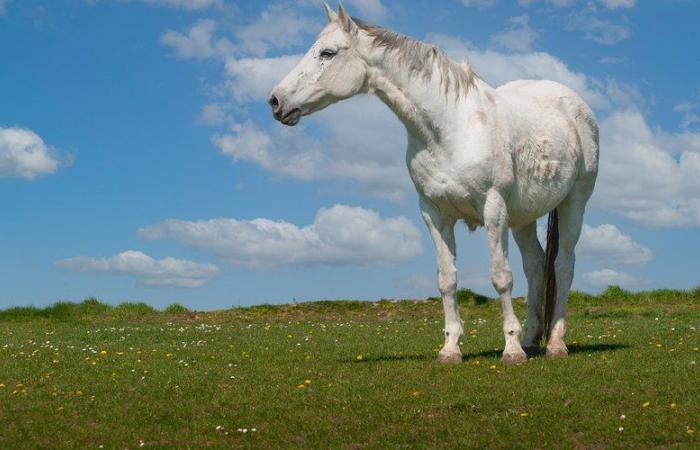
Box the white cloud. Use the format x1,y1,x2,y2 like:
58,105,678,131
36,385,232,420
673,101,700,131
344,0,388,20
86,0,221,9
139,0,221,9
459,0,497,8
160,19,230,59
198,103,232,126
567,6,632,45
577,224,653,265
0,126,68,179
138,204,422,268
518,0,635,8
518,0,576,7
212,98,410,201
581,268,640,289
56,250,220,288
598,56,626,64
593,110,700,227
295,0,387,20
598,0,636,9
212,121,321,180
235,3,317,57
491,15,538,53
224,54,302,101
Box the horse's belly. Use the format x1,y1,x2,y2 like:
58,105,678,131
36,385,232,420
508,154,579,226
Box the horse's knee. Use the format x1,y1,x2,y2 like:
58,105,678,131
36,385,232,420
491,269,513,295
437,267,457,297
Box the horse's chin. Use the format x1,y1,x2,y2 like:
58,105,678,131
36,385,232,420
280,109,302,126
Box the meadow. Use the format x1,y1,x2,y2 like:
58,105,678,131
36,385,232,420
1,287,698,449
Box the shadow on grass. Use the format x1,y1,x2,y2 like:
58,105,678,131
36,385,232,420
342,343,630,364
567,342,630,354
481,342,631,360
343,354,433,363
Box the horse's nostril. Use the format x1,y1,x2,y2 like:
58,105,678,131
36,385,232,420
268,95,280,111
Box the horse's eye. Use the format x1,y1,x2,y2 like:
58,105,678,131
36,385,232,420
320,49,337,59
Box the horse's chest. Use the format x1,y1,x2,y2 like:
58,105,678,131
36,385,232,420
407,150,482,220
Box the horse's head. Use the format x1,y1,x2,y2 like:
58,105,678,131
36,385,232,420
268,3,368,126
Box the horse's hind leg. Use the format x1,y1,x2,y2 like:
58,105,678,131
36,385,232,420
547,184,592,358
513,222,545,356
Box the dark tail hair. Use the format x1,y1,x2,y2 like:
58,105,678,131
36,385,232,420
543,209,559,342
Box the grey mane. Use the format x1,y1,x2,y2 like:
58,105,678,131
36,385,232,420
354,19,477,98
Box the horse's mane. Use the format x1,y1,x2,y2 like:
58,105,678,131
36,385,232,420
354,19,478,98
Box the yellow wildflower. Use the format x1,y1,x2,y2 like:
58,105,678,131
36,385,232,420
642,401,650,408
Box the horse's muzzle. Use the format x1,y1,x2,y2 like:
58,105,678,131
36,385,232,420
280,108,302,126
268,94,301,126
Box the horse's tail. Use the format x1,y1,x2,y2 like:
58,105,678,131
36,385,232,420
543,209,559,342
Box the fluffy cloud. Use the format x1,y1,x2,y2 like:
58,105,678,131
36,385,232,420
598,0,636,9
138,205,422,268
235,3,317,57
518,0,635,8
581,268,640,289
224,54,302,102
147,0,220,9
577,224,653,265
161,20,219,59
86,0,221,9
212,98,409,201
594,110,700,227
56,250,220,288
567,6,632,45
344,0,388,20
459,0,497,8
0,126,68,179
491,15,538,53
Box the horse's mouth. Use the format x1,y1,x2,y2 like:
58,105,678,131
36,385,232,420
280,109,302,126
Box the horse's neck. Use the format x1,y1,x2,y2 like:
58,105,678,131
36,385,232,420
366,57,489,146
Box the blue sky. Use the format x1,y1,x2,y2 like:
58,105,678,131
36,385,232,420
1,0,699,310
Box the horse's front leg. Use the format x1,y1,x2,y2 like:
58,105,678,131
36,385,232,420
484,190,527,364
419,198,463,363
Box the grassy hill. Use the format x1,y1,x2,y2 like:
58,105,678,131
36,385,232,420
1,287,698,449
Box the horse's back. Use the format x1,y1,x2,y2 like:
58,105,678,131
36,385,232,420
494,80,599,224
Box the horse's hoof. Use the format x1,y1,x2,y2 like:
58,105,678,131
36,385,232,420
522,345,541,357
437,350,462,364
546,346,568,359
502,350,527,365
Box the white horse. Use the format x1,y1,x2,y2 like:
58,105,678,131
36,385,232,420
269,3,599,364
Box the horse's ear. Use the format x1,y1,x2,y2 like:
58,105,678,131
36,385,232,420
323,2,337,22
337,2,358,34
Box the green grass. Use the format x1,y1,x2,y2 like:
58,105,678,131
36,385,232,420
1,288,698,449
